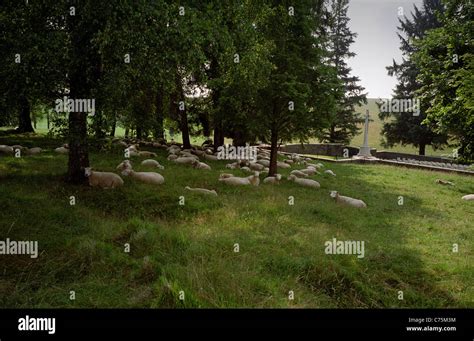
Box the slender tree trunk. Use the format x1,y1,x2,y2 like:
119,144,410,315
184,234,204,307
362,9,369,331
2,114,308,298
47,111,50,130
110,113,116,137
155,91,164,139
176,74,191,149
125,127,129,138
67,111,89,184
233,129,246,146
17,95,34,133
269,127,279,177
419,143,426,156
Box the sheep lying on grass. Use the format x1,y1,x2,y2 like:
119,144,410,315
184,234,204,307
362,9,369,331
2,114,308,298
122,168,165,185
277,161,291,169
219,173,234,179
54,146,69,154
287,174,320,188
300,168,319,176
219,172,260,186
0,145,14,154
141,159,164,169
116,160,133,171
185,186,218,196
290,170,309,178
263,174,282,184
138,151,157,158
85,167,124,189
167,154,178,161
192,160,212,170
461,194,474,201
173,156,197,165
330,191,367,208
324,170,336,176
26,147,42,155
436,179,454,186
249,162,264,171
203,154,218,161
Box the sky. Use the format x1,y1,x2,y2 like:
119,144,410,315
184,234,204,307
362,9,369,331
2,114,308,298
347,0,424,98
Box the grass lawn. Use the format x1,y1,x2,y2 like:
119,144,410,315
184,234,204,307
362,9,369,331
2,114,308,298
0,135,472,308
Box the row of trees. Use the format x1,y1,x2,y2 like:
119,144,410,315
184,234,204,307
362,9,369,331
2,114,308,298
381,0,473,162
1,0,367,182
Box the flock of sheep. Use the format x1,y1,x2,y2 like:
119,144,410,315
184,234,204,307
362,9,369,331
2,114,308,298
1,140,473,205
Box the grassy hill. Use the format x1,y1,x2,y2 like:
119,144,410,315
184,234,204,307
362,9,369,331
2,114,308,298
0,135,473,308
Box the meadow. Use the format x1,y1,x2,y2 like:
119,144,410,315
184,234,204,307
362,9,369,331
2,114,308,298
0,134,472,308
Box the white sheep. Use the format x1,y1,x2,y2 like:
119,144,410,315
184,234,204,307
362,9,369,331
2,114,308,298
116,160,133,171
192,160,212,170
0,145,14,154
55,146,69,154
461,194,474,201
257,159,270,167
185,186,217,196
263,174,282,184
277,161,291,169
287,174,320,188
284,159,294,164
85,168,124,189
290,170,309,178
219,173,235,179
167,154,178,161
141,159,164,169
300,168,319,176
203,154,218,161
219,172,260,186
324,170,336,176
330,191,367,208
249,162,265,171
226,162,240,169
174,156,198,165
26,147,42,155
122,168,165,185
240,166,252,173
138,151,157,158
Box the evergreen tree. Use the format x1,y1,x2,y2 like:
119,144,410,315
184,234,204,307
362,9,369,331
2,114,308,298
319,0,367,145
380,0,447,156
413,0,473,162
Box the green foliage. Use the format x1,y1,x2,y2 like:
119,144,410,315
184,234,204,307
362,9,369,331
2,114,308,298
413,0,474,162
380,0,448,156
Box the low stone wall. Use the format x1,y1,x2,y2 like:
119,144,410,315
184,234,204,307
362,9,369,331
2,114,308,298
280,144,373,157
374,151,451,163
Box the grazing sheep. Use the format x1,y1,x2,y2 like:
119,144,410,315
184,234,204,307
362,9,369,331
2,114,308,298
54,146,69,154
284,159,294,164
436,179,454,186
330,191,367,208
257,159,270,167
240,166,252,173
287,174,320,188
85,168,124,189
290,170,309,178
141,159,164,169
263,174,282,184
174,156,197,165
192,160,212,170
116,160,133,171
461,194,474,201
122,168,165,185
324,170,336,176
219,173,234,179
138,151,157,158
185,186,217,196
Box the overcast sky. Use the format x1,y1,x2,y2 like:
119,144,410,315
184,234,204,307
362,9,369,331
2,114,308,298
347,0,424,98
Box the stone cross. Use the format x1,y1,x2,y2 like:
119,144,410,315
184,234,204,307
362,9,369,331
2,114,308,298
357,109,372,157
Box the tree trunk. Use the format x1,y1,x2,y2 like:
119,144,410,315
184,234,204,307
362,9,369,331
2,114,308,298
233,129,246,146
180,107,191,149
418,143,426,156
136,125,143,140
154,91,164,139
47,111,50,130
269,127,279,177
67,111,89,184
125,127,129,138
110,113,116,137
17,95,34,133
